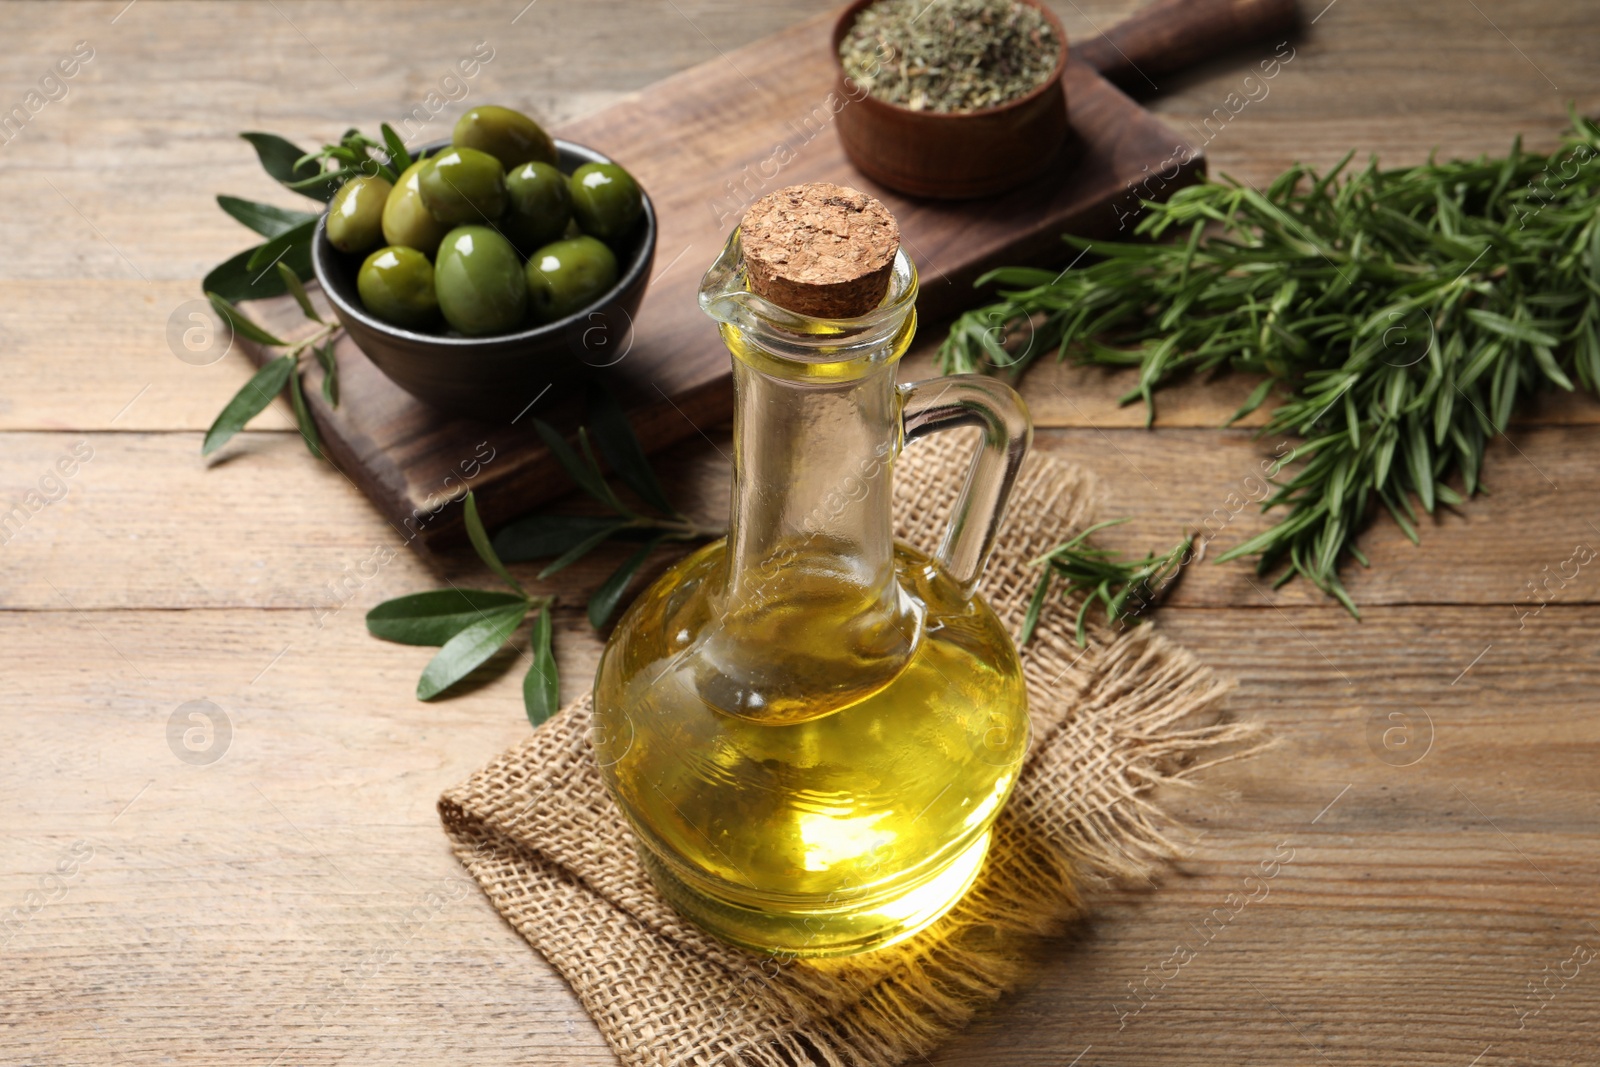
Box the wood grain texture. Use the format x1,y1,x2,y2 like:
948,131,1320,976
3,425,1597,614
3,0,1599,1065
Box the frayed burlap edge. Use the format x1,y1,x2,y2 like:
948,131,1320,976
439,434,1265,1067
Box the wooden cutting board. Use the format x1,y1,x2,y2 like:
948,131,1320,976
236,2,1277,550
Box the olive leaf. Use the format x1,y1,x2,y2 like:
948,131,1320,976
364,406,704,717
588,536,664,628
203,246,292,304
502,400,722,615
217,195,318,238
280,170,347,198
464,493,525,596
294,144,353,172
531,418,620,508
276,261,322,324
524,607,559,726
241,131,341,201
202,354,295,456
297,142,398,185
241,132,318,183
493,514,632,563
416,603,530,700
246,218,317,274
288,366,322,459
380,123,412,173
201,123,408,473
207,291,287,348
200,291,343,457
368,492,560,715
205,224,317,304
587,384,677,516
205,130,352,461
364,396,713,718
367,589,528,646
275,237,316,294
574,429,632,513
338,127,381,155
538,519,631,579
314,338,339,406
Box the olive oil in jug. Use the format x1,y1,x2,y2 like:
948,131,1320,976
592,184,1032,956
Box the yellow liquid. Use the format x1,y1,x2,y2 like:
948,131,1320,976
592,539,1029,956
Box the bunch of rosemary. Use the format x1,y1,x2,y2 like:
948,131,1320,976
941,114,1600,615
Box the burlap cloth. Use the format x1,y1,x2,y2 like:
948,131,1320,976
439,432,1260,1067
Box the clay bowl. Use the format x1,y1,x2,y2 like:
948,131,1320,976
311,138,656,422
831,0,1069,199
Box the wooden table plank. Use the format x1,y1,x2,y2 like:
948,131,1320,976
5,424,1596,613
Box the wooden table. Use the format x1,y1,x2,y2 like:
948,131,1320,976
3,2,1597,1063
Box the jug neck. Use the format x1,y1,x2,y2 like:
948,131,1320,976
700,230,919,613
723,355,901,606
691,231,923,722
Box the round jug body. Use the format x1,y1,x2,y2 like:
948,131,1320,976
592,538,1029,957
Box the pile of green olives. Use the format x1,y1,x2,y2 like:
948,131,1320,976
328,105,645,337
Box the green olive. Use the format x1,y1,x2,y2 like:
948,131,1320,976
503,162,573,255
434,226,528,336
326,175,392,254
419,147,507,226
357,245,439,330
452,105,557,169
381,159,450,257
525,236,619,324
568,162,643,241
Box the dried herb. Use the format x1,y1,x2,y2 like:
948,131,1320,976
840,0,1058,113
1022,520,1195,647
943,113,1600,615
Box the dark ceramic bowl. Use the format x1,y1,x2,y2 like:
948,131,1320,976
312,138,656,422
832,0,1069,199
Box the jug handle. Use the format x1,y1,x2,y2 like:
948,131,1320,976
898,375,1033,595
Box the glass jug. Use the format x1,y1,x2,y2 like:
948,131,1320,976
591,229,1033,957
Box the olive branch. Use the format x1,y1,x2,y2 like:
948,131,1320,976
200,125,413,458
366,386,723,725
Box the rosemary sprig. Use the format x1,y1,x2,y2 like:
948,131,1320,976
1022,520,1195,647
941,112,1600,615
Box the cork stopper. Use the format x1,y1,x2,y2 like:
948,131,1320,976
739,183,901,319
